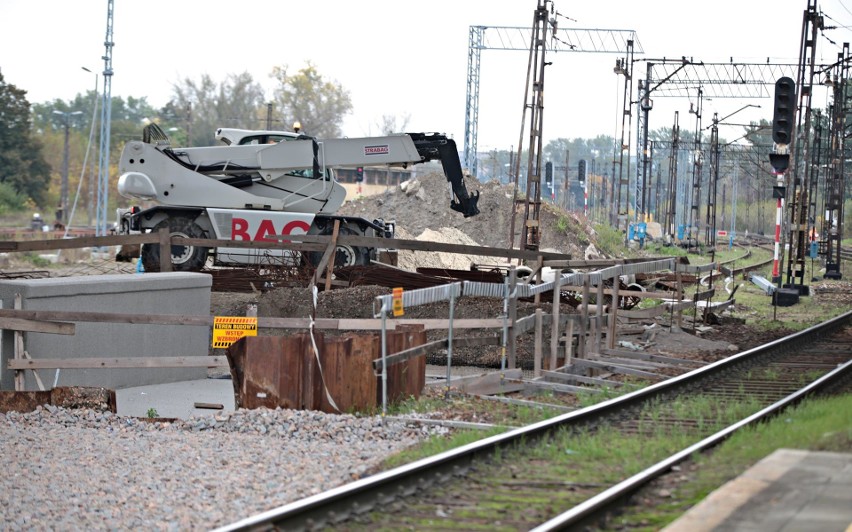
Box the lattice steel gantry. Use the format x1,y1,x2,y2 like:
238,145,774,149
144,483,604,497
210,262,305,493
464,24,640,176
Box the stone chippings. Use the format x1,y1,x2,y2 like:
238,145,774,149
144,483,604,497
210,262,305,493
0,406,447,530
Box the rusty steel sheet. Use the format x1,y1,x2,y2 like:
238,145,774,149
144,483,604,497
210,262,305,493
379,325,427,406
317,334,378,413
0,386,114,414
228,330,426,413
336,265,451,290
227,336,286,410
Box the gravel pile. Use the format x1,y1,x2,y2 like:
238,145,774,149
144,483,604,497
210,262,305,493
0,406,448,530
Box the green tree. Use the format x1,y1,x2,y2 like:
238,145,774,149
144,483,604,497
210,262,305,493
169,72,266,146
0,72,50,208
270,62,353,139
30,93,159,220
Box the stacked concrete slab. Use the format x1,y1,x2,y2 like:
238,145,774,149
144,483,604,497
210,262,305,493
0,273,212,391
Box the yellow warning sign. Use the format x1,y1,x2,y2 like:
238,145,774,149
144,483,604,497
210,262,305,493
392,287,404,317
212,316,258,348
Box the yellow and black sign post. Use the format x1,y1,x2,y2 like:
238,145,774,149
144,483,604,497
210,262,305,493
212,316,258,348
392,287,404,317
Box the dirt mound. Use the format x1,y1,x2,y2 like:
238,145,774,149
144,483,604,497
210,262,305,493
337,172,598,260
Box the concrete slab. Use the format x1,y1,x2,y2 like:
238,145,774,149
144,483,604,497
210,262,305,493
0,272,212,391
663,449,852,532
115,378,235,419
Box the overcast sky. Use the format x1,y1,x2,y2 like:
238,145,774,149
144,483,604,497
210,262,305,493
3,0,852,150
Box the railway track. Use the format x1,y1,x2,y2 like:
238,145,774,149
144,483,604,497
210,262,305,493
218,310,852,531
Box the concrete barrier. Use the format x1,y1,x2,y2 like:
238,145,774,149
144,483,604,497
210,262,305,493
0,273,212,391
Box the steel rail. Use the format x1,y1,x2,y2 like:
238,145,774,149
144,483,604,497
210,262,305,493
534,351,852,530
216,309,852,531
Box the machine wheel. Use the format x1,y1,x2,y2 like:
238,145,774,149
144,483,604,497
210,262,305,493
305,225,371,269
141,217,209,272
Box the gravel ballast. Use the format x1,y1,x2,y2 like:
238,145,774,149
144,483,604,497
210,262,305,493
1,406,446,530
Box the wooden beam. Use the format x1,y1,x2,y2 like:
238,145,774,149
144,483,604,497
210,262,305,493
158,227,172,272
618,305,668,319
470,393,575,412
693,288,716,302
571,358,664,379
427,369,524,395
587,353,674,370
0,309,504,331
8,356,229,370
324,220,340,291
525,380,601,395
541,370,623,388
0,317,75,335
0,308,213,326
599,348,705,366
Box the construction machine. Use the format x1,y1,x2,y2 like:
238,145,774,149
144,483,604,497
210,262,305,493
115,125,480,271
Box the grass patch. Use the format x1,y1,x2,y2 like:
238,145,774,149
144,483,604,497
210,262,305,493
594,223,626,257
381,426,506,470
619,393,852,530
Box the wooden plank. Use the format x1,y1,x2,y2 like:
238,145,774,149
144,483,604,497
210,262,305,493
571,358,664,379
470,393,575,412
507,268,517,369
194,402,224,410
698,299,734,311
693,288,716,302
0,232,157,253
332,234,572,262
427,369,523,393
13,295,24,391
0,230,573,263
0,308,213,326
579,276,590,358
323,220,340,291
680,262,718,274
617,305,668,319
550,269,562,372
525,380,601,395
607,277,619,349
0,317,75,335
8,356,229,370
534,309,543,378
22,350,47,391
594,281,604,353
310,219,339,291
600,348,705,366
533,255,544,305
0,310,504,331
158,227,172,272
541,370,623,388
587,353,674,370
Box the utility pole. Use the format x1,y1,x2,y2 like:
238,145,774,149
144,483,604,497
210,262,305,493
687,86,704,249
514,0,552,252
613,41,634,230
96,0,114,237
52,110,83,226
821,42,849,279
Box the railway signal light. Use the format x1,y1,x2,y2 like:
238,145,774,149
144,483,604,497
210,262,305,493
771,77,796,145
545,161,553,186
578,159,587,184
355,166,364,182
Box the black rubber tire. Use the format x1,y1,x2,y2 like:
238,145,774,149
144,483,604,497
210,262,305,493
141,217,209,272
305,225,371,269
